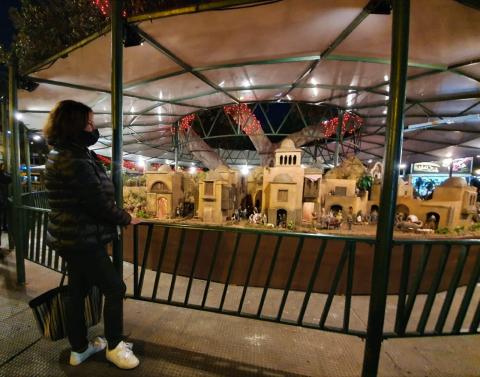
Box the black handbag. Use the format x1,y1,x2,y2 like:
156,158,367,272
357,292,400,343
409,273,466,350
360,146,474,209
28,270,103,341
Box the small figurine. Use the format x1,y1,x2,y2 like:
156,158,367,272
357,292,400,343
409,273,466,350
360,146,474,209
347,206,354,230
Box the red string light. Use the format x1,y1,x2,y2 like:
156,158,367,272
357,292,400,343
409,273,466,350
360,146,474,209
223,104,261,135
92,0,127,17
321,112,363,138
178,114,195,133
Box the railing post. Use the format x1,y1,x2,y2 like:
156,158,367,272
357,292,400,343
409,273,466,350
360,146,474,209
362,1,410,376
111,0,124,277
8,59,26,284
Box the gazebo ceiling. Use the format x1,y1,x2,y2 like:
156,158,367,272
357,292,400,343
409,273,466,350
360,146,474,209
16,0,480,167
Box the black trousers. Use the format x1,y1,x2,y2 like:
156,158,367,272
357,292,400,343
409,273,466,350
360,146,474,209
64,246,126,352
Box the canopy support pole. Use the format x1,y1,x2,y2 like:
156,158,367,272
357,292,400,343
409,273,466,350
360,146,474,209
111,0,125,277
174,122,179,171
334,110,344,166
22,125,32,192
9,60,26,284
1,99,11,171
362,1,410,376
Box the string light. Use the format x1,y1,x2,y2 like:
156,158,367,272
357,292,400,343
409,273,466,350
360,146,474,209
92,0,127,17
178,114,195,133
223,104,261,135
321,112,363,138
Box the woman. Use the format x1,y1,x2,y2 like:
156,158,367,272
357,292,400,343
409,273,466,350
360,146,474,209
44,100,140,369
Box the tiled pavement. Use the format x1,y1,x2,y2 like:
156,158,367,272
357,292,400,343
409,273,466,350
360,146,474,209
0,240,479,377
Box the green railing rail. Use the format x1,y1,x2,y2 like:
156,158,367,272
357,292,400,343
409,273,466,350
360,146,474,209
18,192,480,340
15,192,63,272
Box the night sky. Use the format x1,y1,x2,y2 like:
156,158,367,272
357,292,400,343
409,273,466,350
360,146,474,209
0,0,20,49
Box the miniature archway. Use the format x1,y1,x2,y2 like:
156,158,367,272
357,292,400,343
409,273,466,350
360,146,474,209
276,209,287,227
330,204,343,215
425,212,440,230
254,190,262,211
157,197,168,219
395,204,410,220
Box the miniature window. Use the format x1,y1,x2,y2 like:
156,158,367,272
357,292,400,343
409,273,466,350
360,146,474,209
288,155,292,165
293,155,297,165
151,181,169,193
278,189,288,202
205,181,214,196
280,155,283,165
334,186,347,196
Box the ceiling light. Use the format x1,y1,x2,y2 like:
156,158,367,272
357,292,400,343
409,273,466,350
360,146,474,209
368,159,373,163
286,94,292,101
241,165,249,176
33,135,42,141
310,78,317,85
218,81,225,87
189,166,197,174
442,158,452,167
384,75,389,81
15,112,23,121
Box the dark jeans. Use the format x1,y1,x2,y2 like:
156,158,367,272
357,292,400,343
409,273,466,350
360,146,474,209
64,246,126,352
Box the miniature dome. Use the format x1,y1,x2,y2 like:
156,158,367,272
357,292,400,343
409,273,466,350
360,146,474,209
272,173,294,183
158,164,172,173
441,177,467,188
280,138,296,149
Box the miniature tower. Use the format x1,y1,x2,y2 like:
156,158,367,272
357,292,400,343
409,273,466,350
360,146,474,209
262,138,304,225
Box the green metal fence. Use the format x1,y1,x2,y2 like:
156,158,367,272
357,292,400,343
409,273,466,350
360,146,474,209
19,192,480,339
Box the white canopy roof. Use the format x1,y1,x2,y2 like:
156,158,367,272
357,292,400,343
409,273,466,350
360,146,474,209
17,0,480,168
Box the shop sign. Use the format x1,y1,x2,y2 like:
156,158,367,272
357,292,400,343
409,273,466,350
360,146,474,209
411,157,472,175
451,157,473,174
411,161,444,174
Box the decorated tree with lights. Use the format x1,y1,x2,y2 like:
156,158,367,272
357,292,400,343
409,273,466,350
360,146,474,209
7,0,223,72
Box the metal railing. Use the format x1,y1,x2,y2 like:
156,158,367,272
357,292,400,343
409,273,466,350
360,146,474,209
18,192,480,341
127,222,480,338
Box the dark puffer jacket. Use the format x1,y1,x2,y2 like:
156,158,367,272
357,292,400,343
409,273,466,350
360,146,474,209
45,142,131,255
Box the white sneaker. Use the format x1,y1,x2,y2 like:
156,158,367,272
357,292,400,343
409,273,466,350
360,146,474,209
69,336,107,366
106,341,140,369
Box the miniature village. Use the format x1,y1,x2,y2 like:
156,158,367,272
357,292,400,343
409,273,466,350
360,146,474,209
123,138,480,238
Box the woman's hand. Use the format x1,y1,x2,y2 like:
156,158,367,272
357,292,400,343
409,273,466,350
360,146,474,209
130,217,142,225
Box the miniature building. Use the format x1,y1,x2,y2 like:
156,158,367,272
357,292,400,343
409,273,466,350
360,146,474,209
197,165,238,223
303,168,323,221
395,176,478,229
247,166,264,211
262,138,304,225
145,165,184,219
320,156,369,217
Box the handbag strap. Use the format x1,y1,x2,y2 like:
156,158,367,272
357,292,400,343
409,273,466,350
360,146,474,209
59,259,67,287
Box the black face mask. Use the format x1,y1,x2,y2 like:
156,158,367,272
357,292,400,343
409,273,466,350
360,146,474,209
77,129,100,147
